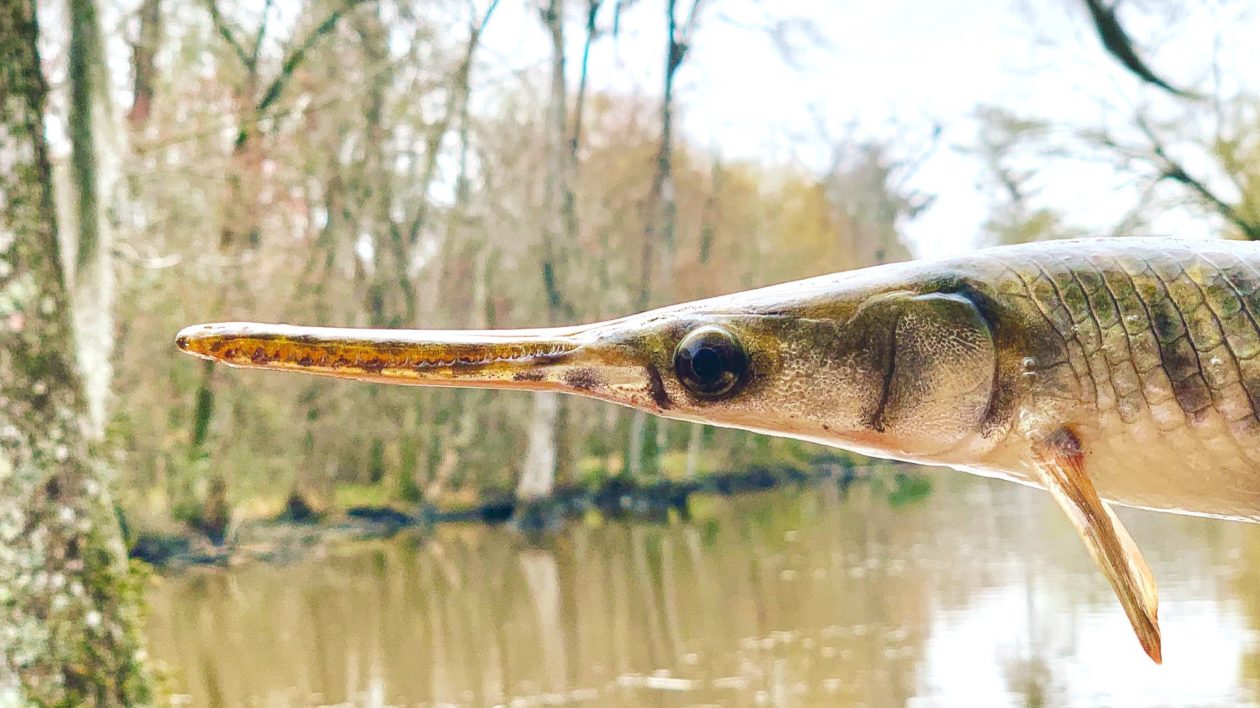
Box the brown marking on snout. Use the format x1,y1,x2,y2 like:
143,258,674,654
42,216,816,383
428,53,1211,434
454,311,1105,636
564,368,603,392
513,371,546,382
645,363,671,411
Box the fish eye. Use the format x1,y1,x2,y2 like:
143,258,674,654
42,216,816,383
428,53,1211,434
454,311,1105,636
673,326,747,398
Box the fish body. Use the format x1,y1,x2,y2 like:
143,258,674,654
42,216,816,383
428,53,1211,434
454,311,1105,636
178,236,1260,662
867,237,1260,522
547,236,1260,522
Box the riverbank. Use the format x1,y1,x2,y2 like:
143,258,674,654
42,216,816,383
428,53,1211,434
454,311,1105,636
128,456,921,570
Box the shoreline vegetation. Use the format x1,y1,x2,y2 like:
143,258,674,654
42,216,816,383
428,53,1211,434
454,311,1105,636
126,455,933,570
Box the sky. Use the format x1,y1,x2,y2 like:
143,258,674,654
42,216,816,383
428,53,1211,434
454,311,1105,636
478,0,1260,259
64,0,1260,261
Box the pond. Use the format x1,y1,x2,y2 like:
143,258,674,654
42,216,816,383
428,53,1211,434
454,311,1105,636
144,470,1260,706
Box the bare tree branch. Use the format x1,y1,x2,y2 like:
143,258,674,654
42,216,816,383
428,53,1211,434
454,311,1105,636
678,0,705,45
402,0,500,248
571,0,601,156
475,0,502,34
204,0,250,68
1136,118,1260,239
1082,0,1197,99
256,0,370,116
248,0,275,67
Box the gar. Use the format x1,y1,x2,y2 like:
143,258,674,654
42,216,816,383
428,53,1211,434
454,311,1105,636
179,236,1260,663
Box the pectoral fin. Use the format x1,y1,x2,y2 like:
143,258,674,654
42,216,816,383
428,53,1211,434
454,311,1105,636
1032,427,1162,664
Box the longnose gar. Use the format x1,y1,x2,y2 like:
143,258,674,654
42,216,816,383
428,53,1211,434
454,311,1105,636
178,236,1260,663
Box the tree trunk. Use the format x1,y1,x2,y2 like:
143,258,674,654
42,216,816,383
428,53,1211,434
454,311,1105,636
127,0,161,128
629,0,697,479
516,0,569,503
682,158,720,477
189,3,359,525
67,0,121,441
0,1,150,702
518,392,561,501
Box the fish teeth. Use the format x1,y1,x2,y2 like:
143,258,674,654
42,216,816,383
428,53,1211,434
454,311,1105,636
399,342,577,369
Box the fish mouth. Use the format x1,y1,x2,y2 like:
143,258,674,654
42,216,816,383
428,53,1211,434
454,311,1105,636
175,321,664,409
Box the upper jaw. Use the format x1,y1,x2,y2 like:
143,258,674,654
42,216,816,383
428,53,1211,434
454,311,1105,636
174,320,663,407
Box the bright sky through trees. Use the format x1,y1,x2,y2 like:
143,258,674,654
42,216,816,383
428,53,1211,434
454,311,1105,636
477,0,1260,257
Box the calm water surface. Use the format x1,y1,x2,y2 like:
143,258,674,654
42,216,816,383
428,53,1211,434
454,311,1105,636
145,472,1260,707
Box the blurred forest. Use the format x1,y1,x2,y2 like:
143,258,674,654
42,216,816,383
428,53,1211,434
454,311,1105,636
47,0,927,541
27,0,1260,539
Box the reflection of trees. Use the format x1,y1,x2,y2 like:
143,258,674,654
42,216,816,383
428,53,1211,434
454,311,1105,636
147,479,1260,704
1000,502,1061,708
1234,529,1260,697
147,489,945,703
520,548,568,693
629,525,671,665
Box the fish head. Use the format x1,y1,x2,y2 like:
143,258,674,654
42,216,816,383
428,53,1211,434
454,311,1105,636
178,269,1000,464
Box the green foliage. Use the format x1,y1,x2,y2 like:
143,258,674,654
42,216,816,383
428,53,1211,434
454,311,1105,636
884,472,933,507
333,483,395,510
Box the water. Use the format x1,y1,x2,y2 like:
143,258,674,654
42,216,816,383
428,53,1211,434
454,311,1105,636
144,473,1260,706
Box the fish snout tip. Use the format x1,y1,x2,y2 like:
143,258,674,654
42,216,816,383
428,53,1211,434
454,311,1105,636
175,323,222,360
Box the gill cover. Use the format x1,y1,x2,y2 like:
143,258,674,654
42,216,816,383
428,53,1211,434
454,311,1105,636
840,292,996,456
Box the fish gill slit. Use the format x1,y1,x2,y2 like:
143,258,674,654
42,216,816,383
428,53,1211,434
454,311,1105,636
871,313,899,433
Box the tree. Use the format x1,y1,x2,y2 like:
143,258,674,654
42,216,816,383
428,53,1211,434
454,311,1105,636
1077,0,1260,240
0,0,150,702
991,1,1260,242
971,107,1084,245
516,0,573,507
91,0,909,526
628,0,706,479
67,0,123,441
187,0,370,538
127,0,162,129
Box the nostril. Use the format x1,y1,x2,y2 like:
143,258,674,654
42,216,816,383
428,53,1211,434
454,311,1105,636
175,325,203,352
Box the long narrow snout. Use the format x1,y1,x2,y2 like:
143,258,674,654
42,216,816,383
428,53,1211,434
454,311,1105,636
174,321,661,408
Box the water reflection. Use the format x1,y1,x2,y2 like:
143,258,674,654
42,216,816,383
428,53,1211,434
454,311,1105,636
145,474,1260,706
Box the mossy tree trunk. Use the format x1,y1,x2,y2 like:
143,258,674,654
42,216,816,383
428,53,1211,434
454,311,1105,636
0,1,151,703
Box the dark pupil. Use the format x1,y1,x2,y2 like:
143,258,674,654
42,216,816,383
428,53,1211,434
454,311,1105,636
690,346,723,382
674,327,746,398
